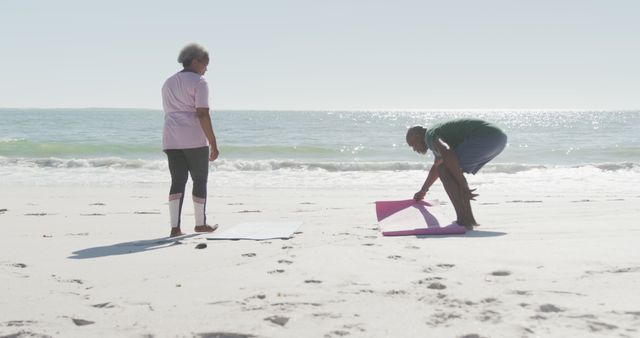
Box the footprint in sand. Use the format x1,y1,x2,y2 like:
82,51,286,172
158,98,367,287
264,315,289,326
418,276,443,282
427,282,447,290
278,260,293,265
236,210,262,213
197,332,256,338
89,203,105,206
312,312,341,319
429,311,462,326
12,263,27,268
587,321,618,332
268,269,285,274
242,293,267,304
437,264,455,269
134,211,160,215
305,279,322,284
0,208,8,214
25,213,47,216
52,276,84,285
477,310,501,323
72,318,94,326
387,255,402,260
538,304,565,313
92,302,116,308
3,320,37,327
567,314,597,319
242,253,256,257
80,213,105,216
491,270,511,276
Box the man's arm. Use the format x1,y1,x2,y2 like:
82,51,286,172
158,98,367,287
196,107,219,161
414,157,442,200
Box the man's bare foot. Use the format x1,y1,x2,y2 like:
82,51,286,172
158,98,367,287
455,220,474,231
170,227,185,237
194,224,218,233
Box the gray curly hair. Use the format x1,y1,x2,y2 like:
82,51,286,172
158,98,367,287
177,43,209,67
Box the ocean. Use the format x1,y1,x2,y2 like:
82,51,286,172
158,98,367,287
1,109,639,195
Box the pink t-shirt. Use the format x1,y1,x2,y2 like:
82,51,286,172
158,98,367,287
162,71,210,150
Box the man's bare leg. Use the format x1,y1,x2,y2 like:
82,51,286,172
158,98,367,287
438,166,474,229
459,174,479,227
462,197,479,227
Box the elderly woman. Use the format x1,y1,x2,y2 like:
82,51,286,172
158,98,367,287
162,43,219,237
406,119,507,229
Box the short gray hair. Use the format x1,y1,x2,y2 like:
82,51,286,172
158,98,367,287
406,126,426,141
177,43,209,67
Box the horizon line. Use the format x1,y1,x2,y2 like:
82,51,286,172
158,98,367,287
1,106,639,112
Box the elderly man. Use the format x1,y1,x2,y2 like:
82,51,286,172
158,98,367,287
406,119,507,229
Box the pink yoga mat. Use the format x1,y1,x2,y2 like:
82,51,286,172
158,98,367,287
375,199,466,236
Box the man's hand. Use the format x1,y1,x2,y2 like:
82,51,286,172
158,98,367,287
413,189,427,201
209,147,219,161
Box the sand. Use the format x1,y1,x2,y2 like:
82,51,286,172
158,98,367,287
1,183,639,338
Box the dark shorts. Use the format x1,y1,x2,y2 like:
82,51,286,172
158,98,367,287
454,132,507,174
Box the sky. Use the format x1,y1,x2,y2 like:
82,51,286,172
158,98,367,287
1,0,639,110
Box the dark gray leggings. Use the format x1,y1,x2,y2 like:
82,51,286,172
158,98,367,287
165,147,209,198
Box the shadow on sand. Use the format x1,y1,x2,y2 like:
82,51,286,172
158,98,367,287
416,230,507,239
68,234,201,259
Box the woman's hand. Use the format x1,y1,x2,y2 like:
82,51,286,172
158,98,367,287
209,147,219,161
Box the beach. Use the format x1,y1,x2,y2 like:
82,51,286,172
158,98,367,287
1,179,639,337
1,109,639,337
3,0,640,335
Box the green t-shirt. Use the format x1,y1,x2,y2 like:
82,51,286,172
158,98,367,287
425,119,501,158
